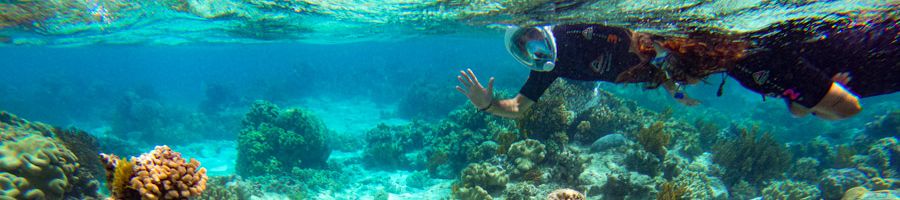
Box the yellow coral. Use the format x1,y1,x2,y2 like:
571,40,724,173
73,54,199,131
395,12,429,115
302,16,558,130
111,157,135,197
657,182,689,200
101,145,209,200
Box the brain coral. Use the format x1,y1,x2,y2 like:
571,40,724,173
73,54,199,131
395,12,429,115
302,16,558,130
0,134,78,200
101,145,208,200
0,111,79,200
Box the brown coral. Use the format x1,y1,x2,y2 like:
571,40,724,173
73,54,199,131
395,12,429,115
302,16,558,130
635,121,670,158
547,188,586,200
101,145,208,200
0,126,78,200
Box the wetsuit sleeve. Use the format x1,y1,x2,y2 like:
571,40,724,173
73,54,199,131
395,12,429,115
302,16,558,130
730,50,832,108
519,70,559,101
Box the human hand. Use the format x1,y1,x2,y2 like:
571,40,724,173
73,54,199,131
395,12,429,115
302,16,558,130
455,68,495,110
832,72,852,86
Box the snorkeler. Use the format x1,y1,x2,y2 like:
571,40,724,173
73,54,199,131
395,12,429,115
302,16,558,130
456,15,899,120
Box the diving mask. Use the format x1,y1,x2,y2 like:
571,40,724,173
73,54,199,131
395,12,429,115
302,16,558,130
505,25,558,71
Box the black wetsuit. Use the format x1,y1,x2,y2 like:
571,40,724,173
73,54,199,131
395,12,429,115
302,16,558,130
519,24,642,101
520,20,900,106
730,18,900,108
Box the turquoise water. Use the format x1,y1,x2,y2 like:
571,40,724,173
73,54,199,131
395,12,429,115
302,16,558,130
1,0,899,200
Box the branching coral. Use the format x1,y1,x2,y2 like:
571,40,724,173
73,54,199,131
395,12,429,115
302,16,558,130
634,121,670,158
237,100,330,176
601,172,654,199
195,176,257,200
549,147,589,186
712,126,791,184
101,145,209,200
508,139,546,176
504,182,538,200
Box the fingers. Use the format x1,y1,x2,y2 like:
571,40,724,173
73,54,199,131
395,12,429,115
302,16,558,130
467,68,482,87
456,86,468,96
487,77,495,92
460,70,474,86
458,75,471,88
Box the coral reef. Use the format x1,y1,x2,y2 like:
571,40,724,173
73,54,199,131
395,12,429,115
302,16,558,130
0,111,102,200
789,157,822,182
600,172,654,199
237,100,330,177
508,139,546,176
424,106,515,178
459,162,508,192
861,137,899,178
195,176,260,200
453,184,493,200
624,146,662,176
517,94,571,140
820,168,869,200
504,182,538,200
865,110,899,138
363,122,427,170
842,186,900,200
547,188,586,200
672,155,727,200
405,171,432,189
571,104,640,145
656,182,689,200
591,133,630,152
761,180,821,200
100,145,208,200
0,134,77,200
712,126,791,184
549,147,589,186
634,121,670,158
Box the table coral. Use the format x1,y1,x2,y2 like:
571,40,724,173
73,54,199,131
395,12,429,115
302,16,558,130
101,145,209,200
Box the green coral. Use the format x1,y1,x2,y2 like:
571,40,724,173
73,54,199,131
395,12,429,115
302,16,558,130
363,122,427,170
712,127,791,184
237,100,331,177
761,180,820,200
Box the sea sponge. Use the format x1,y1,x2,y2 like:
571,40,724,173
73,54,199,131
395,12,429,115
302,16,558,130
508,139,546,176
761,180,821,200
101,145,209,200
0,133,78,200
547,188,586,200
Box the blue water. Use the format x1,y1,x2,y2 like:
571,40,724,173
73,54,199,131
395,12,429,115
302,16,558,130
1,0,899,200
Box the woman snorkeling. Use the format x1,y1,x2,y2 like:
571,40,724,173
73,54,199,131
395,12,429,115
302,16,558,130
456,15,899,120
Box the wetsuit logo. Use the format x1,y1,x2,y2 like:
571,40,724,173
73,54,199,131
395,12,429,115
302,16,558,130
591,52,613,73
582,27,594,40
753,70,769,85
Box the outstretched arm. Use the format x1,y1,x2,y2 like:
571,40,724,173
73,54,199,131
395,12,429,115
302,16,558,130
456,69,535,119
